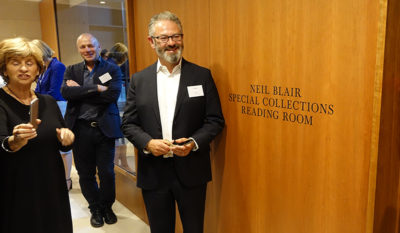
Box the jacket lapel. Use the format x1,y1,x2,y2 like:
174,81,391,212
149,63,162,128
174,58,188,119
90,58,105,84
76,62,86,85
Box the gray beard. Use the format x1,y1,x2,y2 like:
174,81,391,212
156,45,183,64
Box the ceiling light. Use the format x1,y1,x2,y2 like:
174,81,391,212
100,1,106,4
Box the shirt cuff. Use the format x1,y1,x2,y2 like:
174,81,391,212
189,137,199,151
143,148,151,154
2,136,16,153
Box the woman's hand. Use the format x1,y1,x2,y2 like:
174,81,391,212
56,128,74,146
9,121,40,151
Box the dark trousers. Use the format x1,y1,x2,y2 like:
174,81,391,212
142,159,207,233
73,120,116,212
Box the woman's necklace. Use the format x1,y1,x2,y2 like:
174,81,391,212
4,85,33,105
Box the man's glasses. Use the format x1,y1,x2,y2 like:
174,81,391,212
152,34,183,43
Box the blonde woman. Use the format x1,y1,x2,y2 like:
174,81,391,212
0,37,74,233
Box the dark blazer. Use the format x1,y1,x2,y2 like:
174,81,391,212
122,58,225,189
35,57,66,101
61,58,123,139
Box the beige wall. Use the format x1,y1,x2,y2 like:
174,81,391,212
56,4,126,66
0,1,126,67
0,0,41,40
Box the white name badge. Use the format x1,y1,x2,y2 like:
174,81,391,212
187,85,204,98
99,73,112,84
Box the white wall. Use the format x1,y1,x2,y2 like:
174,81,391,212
56,3,126,66
0,0,126,67
0,0,41,40
56,3,90,66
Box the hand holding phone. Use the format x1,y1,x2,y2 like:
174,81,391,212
173,138,194,146
30,98,39,129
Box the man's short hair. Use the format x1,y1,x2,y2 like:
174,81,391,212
148,11,183,37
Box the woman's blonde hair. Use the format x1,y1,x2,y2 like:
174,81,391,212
108,42,128,65
0,37,45,81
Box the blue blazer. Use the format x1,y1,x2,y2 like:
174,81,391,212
35,57,66,101
61,57,123,139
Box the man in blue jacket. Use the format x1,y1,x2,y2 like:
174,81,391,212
61,33,122,228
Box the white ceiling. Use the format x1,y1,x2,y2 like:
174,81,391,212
4,0,124,10
57,0,124,9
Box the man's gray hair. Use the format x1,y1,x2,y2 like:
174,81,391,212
31,39,54,62
148,11,183,37
76,33,100,48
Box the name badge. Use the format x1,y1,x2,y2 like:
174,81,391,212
187,85,204,98
99,73,112,84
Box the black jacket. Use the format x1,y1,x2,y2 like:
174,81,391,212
61,58,123,139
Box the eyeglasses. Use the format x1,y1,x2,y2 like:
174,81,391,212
152,34,183,43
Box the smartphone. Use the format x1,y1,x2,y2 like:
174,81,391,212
173,139,194,146
30,98,39,129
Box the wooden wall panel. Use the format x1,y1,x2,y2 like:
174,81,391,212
125,0,137,76
128,0,388,233
373,0,400,232
133,0,210,70
115,166,148,223
39,0,59,58
209,1,382,232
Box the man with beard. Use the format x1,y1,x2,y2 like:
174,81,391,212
121,11,225,233
61,33,123,228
